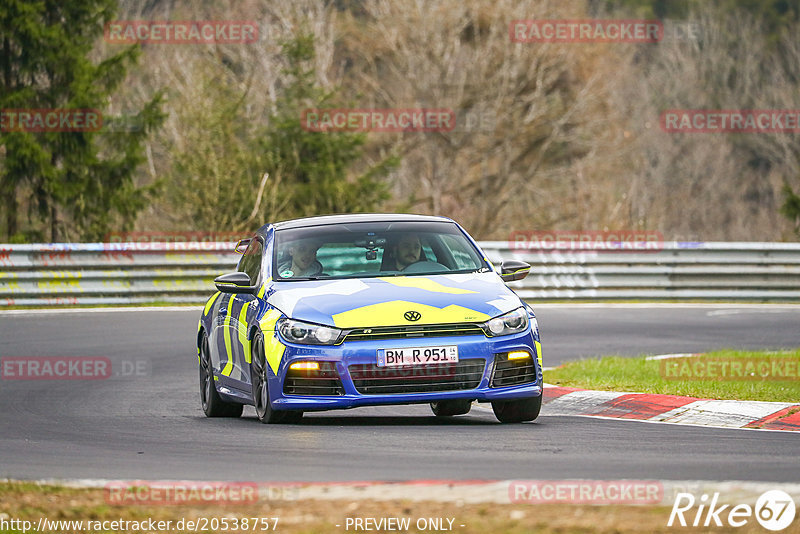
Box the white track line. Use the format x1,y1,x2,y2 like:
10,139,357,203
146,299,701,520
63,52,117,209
644,353,700,361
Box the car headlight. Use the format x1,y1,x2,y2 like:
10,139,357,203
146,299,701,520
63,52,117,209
277,318,342,345
482,307,529,337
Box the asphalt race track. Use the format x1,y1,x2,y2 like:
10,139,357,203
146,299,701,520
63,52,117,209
0,305,798,483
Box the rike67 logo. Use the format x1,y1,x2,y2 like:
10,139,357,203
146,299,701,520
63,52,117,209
668,490,796,531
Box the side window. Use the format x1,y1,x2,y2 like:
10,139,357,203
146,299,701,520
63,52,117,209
440,235,480,269
238,238,263,284
421,240,435,263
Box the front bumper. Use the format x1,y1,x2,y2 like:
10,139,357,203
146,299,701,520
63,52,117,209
268,330,543,411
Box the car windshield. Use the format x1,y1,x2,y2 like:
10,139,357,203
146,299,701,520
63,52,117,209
273,220,489,280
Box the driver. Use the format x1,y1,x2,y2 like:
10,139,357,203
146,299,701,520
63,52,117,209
391,234,422,271
279,238,323,277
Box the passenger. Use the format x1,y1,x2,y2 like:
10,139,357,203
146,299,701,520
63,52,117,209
279,239,323,277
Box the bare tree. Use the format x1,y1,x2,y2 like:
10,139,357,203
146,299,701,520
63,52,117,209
337,0,630,238
103,0,800,241
109,0,340,230
613,4,798,241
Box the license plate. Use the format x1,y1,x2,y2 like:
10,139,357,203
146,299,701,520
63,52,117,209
377,346,459,367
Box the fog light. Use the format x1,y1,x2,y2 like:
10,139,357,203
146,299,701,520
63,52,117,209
507,351,531,361
289,361,319,371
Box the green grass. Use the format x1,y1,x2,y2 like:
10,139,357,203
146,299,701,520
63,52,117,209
546,348,800,402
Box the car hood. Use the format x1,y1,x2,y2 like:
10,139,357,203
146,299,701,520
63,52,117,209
266,272,523,328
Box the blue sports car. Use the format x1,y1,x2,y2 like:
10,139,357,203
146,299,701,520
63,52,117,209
196,214,542,423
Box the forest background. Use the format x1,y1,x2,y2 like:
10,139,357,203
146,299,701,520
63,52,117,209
2,0,800,243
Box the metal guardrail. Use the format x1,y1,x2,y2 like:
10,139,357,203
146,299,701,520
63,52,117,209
0,243,238,306
483,241,800,301
1,241,800,306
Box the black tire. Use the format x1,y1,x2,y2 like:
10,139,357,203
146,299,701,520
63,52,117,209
199,332,243,418
251,332,300,424
491,395,542,423
430,399,473,417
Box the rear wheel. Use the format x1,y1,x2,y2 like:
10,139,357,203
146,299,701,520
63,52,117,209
430,399,472,417
491,395,542,423
250,332,302,424
199,333,243,418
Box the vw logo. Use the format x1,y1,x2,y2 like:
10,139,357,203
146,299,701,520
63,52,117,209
404,310,421,322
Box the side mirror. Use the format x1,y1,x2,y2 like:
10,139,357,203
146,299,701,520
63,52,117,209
500,260,531,282
234,238,251,254
214,272,256,294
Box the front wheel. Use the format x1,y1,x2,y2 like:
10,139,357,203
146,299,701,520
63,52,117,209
250,332,302,424
199,332,243,418
491,395,542,423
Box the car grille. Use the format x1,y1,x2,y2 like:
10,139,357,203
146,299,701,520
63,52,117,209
283,361,344,396
491,353,537,387
343,323,485,342
348,358,485,394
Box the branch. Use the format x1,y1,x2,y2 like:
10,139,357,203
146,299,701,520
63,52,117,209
243,172,270,226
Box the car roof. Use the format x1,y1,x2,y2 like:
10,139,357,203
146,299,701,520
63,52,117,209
260,213,454,233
